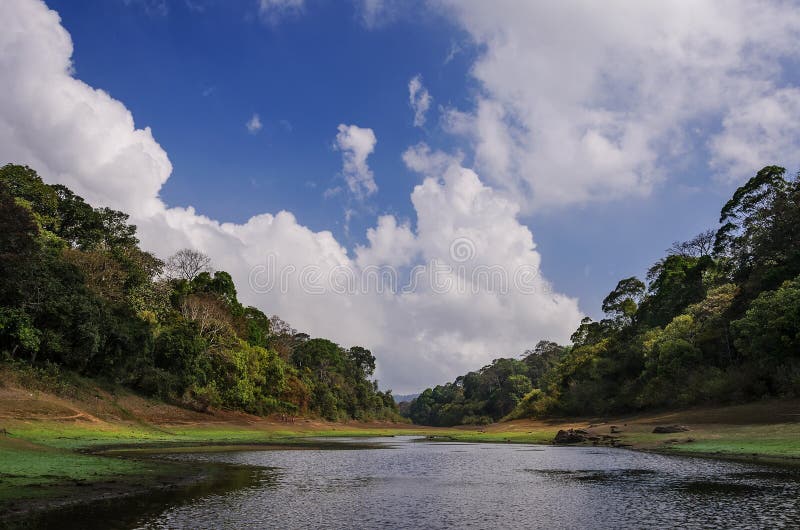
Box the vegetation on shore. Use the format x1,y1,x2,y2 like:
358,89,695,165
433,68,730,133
408,165,800,426
0,164,402,422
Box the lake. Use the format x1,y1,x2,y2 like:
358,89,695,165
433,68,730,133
30,437,800,529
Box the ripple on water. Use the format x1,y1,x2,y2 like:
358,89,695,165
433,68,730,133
22,439,800,529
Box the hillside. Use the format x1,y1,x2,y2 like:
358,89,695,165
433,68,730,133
408,166,800,427
0,164,401,423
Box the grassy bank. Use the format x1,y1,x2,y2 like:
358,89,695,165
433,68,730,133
0,419,432,521
435,399,800,463
0,373,430,520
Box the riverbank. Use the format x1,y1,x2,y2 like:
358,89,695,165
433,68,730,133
1,375,798,522
441,399,800,464
0,375,431,522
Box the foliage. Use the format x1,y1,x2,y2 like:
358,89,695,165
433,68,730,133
0,164,400,421
731,276,800,394
407,165,800,424
407,342,561,426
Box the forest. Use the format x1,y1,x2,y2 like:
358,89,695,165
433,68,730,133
408,166,800,426
3,163,799,427
0,164,400,422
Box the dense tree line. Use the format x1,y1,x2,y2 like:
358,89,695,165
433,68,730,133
409,166,800,426
0,164,400,421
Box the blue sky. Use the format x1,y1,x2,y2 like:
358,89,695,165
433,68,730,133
47,0,742,317
50,1,471,231
4,0,799,391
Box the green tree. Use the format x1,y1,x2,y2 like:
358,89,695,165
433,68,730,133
602,276,646,326
497,374,533,416
0,164,59,230
638,255,713,329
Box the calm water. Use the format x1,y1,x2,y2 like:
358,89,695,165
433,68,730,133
30,437,800,529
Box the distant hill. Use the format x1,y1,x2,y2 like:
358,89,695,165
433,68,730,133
394,393,419,404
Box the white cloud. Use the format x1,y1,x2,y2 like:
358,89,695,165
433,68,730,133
355,215,417,268
334,123,378,198
0,0,582,392
402,142,461,177
432,1,800,210
246,113,263,134
258,0,304,22
369,147,582,387
710,88,800,181
408,75,432,127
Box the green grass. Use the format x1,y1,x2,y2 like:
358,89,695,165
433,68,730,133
654,424,800,459
423,430,558,445
0,442,158,503
5,423,435,451
0,422,431,509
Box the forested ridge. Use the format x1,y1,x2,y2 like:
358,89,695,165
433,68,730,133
0,164,401,421
408,166,800,426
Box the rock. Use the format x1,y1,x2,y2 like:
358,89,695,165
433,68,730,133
652,425,690,434
610,425,621,433
554,429,587,444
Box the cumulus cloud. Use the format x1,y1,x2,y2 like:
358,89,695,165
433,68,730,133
408,75,432,127
0,0,582,392
245,113,263,134
402,142,462,176
334,123,378,198
363,147,582,387
433,1,800,210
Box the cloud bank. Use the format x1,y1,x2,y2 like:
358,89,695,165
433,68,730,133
434,0,800,209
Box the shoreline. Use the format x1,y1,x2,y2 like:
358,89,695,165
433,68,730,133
4,427,800,525
1,381,798,522
3,419,799,521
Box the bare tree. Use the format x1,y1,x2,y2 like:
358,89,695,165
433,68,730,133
180,293,232,346
666,229,715,258
165,248,212,281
